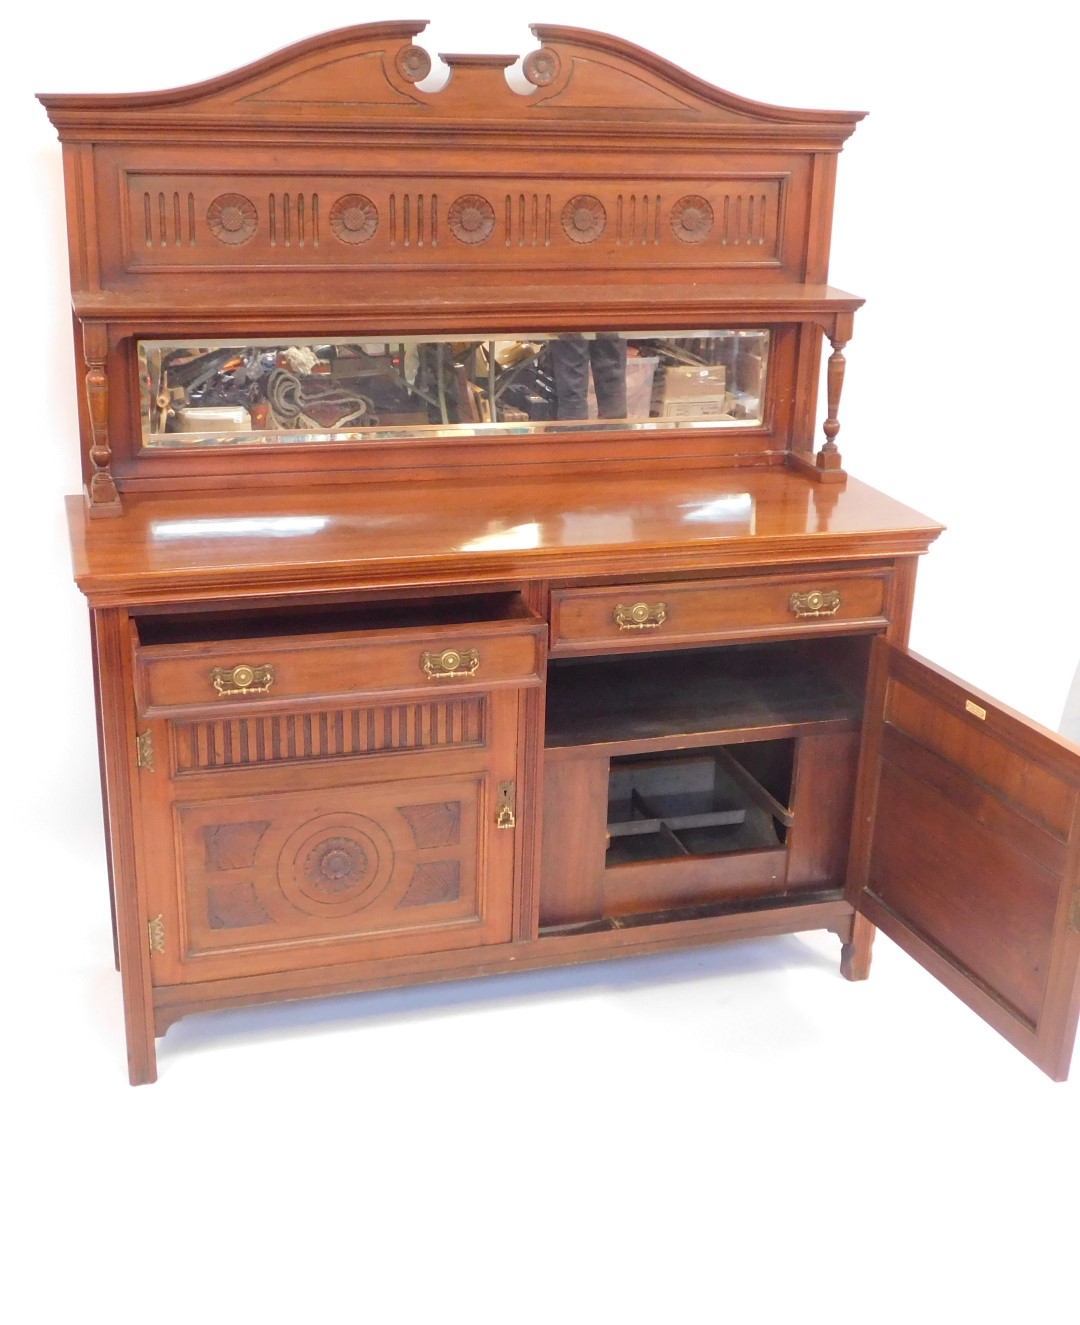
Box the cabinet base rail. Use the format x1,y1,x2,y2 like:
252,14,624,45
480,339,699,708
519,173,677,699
145,891,858,1068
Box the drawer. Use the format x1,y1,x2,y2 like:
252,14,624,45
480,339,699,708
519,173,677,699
135,617,544,718
549,569,891,654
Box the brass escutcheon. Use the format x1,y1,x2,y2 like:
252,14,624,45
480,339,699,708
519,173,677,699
789,590,841,619
496,780,517,829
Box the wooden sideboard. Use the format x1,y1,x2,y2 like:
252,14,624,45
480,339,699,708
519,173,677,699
41,22,1080,1083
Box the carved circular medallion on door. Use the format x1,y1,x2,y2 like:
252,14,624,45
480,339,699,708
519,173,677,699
449,194,495,244
277,813,395,916
206,193,258,245
329,194,379,244
561,195,606,243
670,195,714,243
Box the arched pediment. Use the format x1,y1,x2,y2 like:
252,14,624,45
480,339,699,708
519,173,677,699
41,21,864,141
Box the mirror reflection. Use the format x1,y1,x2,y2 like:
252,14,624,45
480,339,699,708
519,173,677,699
139,330,769,447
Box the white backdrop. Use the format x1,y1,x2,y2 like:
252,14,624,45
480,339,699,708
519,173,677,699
6,4,1078,1321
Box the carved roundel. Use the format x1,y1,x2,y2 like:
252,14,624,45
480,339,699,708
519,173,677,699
206,193,257,245
277,813,395,917
303,836,369,897
449,194,496,245
330,194,379,245
671,195,715,244
561,195,607,244
395,44,432,83
523,47,561,87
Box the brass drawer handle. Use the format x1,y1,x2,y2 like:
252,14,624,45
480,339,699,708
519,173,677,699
614,601,667,631
789,590,841,619
211,663,275,697
421,648,480,680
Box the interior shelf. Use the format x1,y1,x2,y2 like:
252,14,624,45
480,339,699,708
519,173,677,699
545,642,864,757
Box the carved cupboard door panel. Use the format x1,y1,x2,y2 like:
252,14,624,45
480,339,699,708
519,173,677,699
848,639,1080,1080
137,688,521,983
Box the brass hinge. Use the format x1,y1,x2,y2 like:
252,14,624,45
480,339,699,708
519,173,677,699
1068,890,1080,935
148,914,165,954
136,730,154,771
496,780,516,830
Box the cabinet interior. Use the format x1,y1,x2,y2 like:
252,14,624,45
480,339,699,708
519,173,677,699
546,637,870,753
540,638,870,932
134,590,533,646
605,743,793,865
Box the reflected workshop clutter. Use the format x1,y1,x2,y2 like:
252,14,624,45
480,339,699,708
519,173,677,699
138,330,769,447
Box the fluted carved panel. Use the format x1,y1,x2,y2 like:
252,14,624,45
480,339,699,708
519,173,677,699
121,172,786,271
399,861,461,908
207,881,274,930
172,696,485,774
267,191,319,248
142,189,198,248
399,801,462,848
203,820,269,870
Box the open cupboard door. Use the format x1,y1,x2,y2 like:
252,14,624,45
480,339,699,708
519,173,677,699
848,638,1080,1079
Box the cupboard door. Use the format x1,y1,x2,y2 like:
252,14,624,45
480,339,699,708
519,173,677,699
139,689,520,983
848,639,1080,1079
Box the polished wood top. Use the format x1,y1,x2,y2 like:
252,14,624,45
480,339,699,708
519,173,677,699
68,469,943,607
69,284,865,325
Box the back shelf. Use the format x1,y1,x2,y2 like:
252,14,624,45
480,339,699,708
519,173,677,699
544,639,866,760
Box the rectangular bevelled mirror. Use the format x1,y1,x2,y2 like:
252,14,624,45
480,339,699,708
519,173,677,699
137,330,770,448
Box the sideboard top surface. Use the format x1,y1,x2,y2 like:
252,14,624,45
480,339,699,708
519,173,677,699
67,469,943,606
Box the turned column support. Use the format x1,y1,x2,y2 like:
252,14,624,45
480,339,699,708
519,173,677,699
813,310,855,475
81,320,122,517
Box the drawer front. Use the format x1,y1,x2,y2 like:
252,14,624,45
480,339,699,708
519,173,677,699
136,625,543,718
549,570,891,654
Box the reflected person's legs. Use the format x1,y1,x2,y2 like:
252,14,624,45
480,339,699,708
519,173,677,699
550,334,590,419
589,334,627,419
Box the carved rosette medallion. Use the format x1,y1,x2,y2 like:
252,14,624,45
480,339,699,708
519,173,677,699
448,194,496,245
670,195,714,243
277,813,395,916
395,44,432,83
206,193,257,245
561,195,607,244
303,836,370,897
329,194,379,245
523,47,561,86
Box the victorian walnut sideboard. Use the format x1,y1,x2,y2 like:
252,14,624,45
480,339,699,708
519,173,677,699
40,22,1080,1083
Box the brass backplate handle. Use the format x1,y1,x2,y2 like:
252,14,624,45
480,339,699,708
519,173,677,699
614,601,667,631
421,648,480,680
211,663,275,697
789,590,841,619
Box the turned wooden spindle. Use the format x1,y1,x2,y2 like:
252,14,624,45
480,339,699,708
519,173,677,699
82,322,121,515
817,335,848,472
